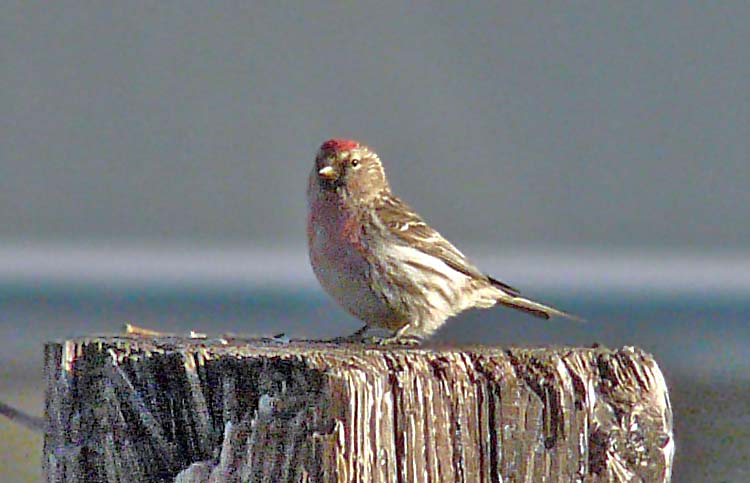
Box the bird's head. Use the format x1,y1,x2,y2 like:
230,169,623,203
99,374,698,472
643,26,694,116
312,139,390,202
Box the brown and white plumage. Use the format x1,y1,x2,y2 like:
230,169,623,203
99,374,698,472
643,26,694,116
307,138,576,343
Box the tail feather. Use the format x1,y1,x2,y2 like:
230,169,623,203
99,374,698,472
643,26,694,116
487,275,521,297
496,295,584,322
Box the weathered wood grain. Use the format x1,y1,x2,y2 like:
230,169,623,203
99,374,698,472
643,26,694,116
44,337,674,482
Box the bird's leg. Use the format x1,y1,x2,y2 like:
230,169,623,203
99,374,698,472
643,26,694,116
350,324,370,338
327,324,370,343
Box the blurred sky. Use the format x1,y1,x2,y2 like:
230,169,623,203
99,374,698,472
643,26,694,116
1,2,748,251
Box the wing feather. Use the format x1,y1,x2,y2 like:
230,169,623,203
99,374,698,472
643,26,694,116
372,196,521,297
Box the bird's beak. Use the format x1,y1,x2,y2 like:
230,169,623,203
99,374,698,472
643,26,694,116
318,165,338,180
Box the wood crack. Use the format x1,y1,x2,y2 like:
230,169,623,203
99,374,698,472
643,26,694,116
43,338,674,483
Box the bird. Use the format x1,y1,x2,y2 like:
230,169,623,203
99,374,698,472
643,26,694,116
307,138,578,344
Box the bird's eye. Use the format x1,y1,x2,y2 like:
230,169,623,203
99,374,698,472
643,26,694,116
351,159,360,167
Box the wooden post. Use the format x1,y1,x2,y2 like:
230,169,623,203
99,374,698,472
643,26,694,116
44,337,674,482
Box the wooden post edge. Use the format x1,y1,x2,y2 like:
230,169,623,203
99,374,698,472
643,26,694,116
44,337,674,482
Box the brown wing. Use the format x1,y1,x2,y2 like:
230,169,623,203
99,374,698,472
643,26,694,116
373,195,521,297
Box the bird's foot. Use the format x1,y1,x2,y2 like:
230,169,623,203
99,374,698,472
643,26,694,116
370,325,426,346
326,325,370,344
372,334,423,347
327,325,424,346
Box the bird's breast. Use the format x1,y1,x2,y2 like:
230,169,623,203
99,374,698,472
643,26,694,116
307,196,403,327
308,195,362,259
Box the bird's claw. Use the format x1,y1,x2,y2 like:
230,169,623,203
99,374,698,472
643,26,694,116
372,335,423,347
327,334,422,346
326,325,371,344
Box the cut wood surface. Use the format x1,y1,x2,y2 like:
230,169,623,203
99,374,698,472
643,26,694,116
45,337,674,482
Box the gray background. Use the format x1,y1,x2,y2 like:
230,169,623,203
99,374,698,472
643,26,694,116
2,2,748,250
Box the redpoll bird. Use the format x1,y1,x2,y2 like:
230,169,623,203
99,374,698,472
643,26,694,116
307,138,576,344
